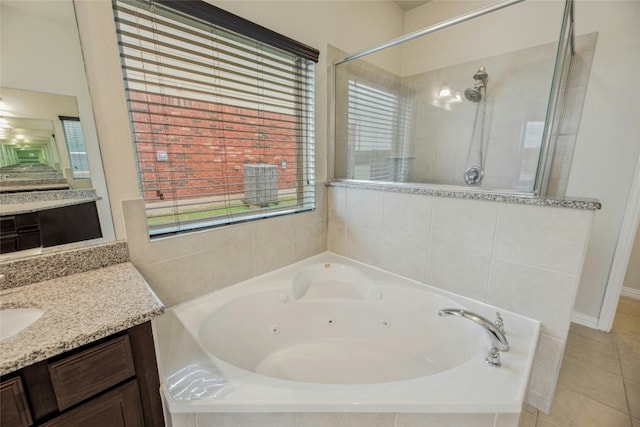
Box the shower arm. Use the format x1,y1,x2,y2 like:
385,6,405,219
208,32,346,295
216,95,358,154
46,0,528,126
334,0,526,65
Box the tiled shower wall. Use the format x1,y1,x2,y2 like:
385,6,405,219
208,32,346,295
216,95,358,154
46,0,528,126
405,33,596,194
327,185,594,413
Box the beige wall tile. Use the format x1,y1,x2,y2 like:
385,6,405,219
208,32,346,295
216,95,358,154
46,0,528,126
346,188,384,231
427,243,491,300
251,217,295,275
382,191,432,240
327,221,346,254
295,413,394,427
168,413,196,427
381,234,428,282
529,333,564,409
494,204,592,275
328,186,347,223
345,225,383,266
196,413,295,427
486,260,579,338
395,413,496,427
431,198,498,257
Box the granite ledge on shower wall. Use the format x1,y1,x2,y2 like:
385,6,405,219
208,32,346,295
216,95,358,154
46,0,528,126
0,261,165,375
328,181,602,210
0,188,101,215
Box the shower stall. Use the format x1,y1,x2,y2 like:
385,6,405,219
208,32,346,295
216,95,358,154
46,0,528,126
332,0,590,197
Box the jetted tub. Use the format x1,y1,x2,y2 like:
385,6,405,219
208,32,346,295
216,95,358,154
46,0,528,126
153,252,541,426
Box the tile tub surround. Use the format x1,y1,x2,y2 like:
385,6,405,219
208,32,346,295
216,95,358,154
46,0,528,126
121,183,328,307
0,241,129,289
0,261,164,375
327,185,596,413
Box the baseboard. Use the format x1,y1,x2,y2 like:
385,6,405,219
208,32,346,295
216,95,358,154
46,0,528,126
621,287,640,299
571,311,599,329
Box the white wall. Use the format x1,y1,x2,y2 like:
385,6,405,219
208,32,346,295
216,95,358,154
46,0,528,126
404,0,640,323
74,0,405,306
567,0,640,319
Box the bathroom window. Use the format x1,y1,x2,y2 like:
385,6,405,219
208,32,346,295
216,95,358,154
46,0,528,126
347,79,409,182
113,0,318,236
59,116,90,179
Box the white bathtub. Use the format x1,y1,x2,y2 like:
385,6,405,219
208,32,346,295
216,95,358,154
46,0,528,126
153,252,540,427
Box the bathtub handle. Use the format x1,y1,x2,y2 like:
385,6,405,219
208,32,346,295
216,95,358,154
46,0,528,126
438,308,510,363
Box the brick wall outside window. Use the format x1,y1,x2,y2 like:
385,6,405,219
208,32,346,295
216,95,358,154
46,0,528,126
129,91,298,203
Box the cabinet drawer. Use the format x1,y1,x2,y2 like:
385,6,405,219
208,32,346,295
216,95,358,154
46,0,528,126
41,380,143,427
48,335,136,410
0,376,33,427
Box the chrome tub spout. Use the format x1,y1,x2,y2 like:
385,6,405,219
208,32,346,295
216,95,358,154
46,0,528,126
438,308,509,367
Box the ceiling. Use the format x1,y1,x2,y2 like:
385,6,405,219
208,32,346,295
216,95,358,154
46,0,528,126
394,0,431,11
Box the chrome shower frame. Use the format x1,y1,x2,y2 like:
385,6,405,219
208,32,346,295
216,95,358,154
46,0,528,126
332,0,576,198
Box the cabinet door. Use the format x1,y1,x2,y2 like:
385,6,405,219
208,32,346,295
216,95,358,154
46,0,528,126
41,380,144,427
39,202,102,247
0,377,33,427
48,335,136,410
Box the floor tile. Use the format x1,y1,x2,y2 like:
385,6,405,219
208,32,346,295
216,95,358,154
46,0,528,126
617,332,640,382
519,405,537,427
569,322,615,346
613,310,640,335
538,384,631,427
617,297,640,315
534,419,557,427
557,356,628,414
564,331,621,375
626,378,640,419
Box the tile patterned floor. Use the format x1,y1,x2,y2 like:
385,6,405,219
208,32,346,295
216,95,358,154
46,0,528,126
520,296,640,427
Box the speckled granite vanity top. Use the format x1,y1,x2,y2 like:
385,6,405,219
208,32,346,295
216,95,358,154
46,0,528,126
0,189,101,215
0,243,164,375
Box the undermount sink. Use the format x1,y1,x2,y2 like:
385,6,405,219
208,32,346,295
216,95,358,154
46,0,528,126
0,308,44,341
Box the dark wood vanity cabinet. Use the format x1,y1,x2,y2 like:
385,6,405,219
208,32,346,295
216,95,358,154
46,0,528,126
0,322,164,427
0,202,102,254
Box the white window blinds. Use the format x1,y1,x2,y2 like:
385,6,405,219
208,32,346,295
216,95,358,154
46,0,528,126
59,116,90,179
113,0,317,236
347,79,398,181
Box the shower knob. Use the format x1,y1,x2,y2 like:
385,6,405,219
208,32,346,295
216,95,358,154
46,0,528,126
464,166,483,185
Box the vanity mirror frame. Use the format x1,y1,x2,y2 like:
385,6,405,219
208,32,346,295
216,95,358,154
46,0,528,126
0,0,115,257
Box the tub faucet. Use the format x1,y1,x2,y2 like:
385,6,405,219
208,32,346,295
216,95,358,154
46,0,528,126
438,308,509,367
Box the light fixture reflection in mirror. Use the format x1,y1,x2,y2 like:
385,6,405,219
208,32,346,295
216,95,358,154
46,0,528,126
0,88,91,190
433,82,462,111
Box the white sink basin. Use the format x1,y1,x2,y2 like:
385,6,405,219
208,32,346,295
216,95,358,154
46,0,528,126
0,308,44,341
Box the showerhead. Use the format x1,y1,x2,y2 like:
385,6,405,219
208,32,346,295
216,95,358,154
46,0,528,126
464,87,483,102
473,66,488,83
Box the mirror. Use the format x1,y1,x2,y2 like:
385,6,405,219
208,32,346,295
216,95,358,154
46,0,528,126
0,0,115,258
1,88,94,190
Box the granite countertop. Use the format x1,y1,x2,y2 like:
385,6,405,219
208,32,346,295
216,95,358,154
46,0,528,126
0,189,101,216
0,197,99,215
0,262,165,376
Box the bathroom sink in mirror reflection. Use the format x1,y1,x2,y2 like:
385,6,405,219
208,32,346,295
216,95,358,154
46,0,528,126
0,308,44,341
